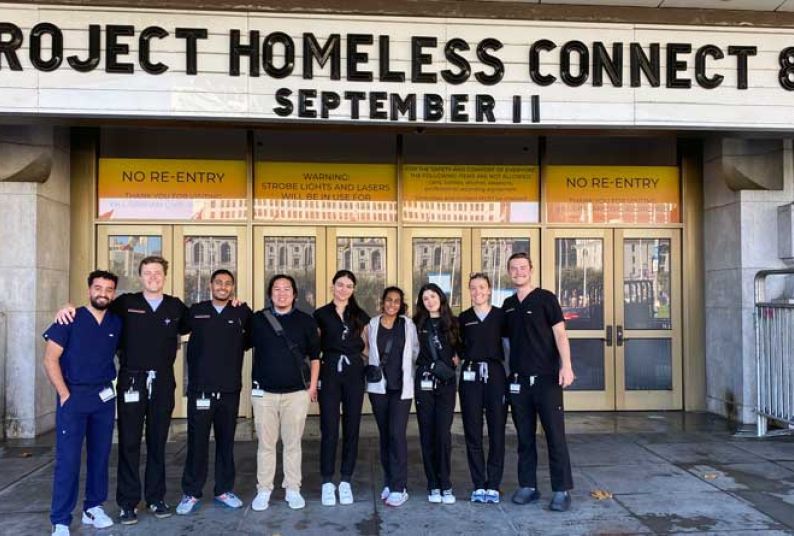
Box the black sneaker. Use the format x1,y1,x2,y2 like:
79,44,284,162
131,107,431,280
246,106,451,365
511,487,541,505
549,491,571,512
119,507,138,525
148,500,172,519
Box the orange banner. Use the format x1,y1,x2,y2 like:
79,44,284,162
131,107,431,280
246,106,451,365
545,165,680,224
255,162,397,202
98,158,247,199
402,164,539,202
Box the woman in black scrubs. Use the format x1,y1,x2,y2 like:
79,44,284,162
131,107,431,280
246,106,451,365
366,286,419,507
413,283,460,505
459,273,507,504
314,270,370,507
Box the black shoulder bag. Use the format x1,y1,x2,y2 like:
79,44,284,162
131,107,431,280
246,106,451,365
262,310,310,388
365,329,393,384
427,320,457,382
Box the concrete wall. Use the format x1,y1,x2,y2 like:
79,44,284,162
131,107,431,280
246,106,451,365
0,126,70,438
704,138,794,424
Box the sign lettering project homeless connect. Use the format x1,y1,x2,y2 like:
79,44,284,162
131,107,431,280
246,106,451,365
3,8,794,128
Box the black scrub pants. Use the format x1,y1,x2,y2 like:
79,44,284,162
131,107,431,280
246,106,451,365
415,375,456,492
369,390,412,492
459,361,507,491
509,374,574,492
181,390,240,498
116,369,175,510
318,357,365,483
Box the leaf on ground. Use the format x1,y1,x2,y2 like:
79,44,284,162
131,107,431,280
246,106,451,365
703,472,720,480
590,489,613,500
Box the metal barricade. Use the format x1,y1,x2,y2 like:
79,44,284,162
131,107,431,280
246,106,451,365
755,269,794,437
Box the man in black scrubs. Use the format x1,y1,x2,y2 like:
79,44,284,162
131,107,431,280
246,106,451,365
57,256,189,524
177,269,252,515
502,252,575,512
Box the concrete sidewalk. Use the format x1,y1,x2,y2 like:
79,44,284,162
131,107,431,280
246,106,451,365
1,412,793,535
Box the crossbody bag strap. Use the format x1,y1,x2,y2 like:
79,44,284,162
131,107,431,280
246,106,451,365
262,309,309,387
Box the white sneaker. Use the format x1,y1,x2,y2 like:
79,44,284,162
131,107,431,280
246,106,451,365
285,489,306,510
81,506,113,528
52,525,70,536
251,489,271,511
338,481,354,505
176,495,200,515
215,492,243,509
428,489,442,503
385,490,409,507
442,489,456,505
380,486,391,501
321,482,337,506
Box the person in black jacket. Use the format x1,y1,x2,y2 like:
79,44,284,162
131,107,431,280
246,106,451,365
56,256,190,524
250,274,321,512
314,270,370,507
176,269,253,515
459,273,508,505
413,283,460,505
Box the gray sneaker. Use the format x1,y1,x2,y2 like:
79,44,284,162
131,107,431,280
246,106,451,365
511,487,541,505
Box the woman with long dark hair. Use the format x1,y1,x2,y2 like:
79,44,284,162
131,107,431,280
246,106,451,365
314,270,370,507
366,286,419,507
413,283,460,505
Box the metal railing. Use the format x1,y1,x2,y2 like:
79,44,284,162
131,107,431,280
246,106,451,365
755,269,794,437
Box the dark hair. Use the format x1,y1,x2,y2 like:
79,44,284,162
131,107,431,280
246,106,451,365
507,251,533,269
138,255,169,276
211,269,235,283
88,270,118,288
267,274,298,306
332,270,367,333
381,286,408,316
469,272,492,287
413,283,459,347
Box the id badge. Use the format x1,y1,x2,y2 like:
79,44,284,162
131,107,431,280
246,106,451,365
99,386,115,402
196,397,211,410
317,380,322,390
463,370,476,382
124,390,140,404
509,382,521,395
420,379,434,391
251,388,265,398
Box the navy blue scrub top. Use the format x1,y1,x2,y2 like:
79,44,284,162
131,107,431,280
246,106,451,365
43,307,122,385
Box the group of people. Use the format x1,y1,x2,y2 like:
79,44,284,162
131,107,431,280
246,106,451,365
43,252,575,536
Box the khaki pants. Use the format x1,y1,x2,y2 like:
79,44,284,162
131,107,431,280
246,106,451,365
252,390,310,492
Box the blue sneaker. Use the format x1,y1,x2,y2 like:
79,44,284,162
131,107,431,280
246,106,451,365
176,495,199,515
470,489,486,503
215,492,243,509
485,489,501,504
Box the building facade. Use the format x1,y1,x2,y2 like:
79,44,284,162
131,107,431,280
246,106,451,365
1,0,793,436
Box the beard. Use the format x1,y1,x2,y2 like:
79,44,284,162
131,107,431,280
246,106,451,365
90,297,111,310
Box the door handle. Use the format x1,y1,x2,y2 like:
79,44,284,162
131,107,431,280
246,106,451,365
605,325,613,347
616,325,624,347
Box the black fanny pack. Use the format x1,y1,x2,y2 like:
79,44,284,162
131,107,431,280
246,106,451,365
427,321,456,382
366,329,394,384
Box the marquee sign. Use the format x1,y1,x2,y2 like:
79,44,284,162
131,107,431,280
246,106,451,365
2,4,794,129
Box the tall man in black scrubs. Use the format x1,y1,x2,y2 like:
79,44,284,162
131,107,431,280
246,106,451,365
177,269,253,515
44,270,122,536
57,256,190,524
502,252,575,511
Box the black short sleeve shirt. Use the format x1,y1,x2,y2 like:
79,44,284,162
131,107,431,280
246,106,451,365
313,303,370,359
502,289,565,377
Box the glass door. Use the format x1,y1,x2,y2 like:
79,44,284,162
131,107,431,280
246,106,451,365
472,228,540,307
96,225,173,295
543,229,614,411
401,228,472,315
173,226,249,418
615,229,682,410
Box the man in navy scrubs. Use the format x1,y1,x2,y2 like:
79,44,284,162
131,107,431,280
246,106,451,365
44,270,122,536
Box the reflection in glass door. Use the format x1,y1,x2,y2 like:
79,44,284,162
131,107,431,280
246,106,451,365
402,229,471,315
173,226,249,419
543,229,614,411
472,229,540,307
615,230,681,410
328,228,397,317
96,225,173,295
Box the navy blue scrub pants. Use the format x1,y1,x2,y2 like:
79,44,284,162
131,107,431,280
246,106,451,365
51,384,116,526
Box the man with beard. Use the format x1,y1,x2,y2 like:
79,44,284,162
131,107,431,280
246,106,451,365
44,270,123,536
57,256,190,524
177,269,253,515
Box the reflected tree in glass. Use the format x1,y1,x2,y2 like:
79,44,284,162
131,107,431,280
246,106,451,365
623,239,672,330
412,238,462,314
107,235,163,294
555,238,604,330
480,237,529,306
